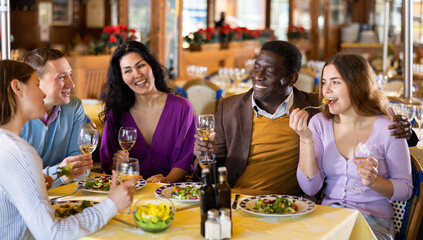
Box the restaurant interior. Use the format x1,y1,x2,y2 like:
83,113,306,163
5,0,423,239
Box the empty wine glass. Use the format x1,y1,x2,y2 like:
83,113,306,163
118,127,137,156
116,158,140,215
196,114,215,169
346,139,376,193
78,128,99,180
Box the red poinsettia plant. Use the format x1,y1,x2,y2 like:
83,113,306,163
287,25,309,40
100,24,137,48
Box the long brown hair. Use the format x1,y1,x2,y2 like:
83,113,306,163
0,60,35,125
320,53,388,120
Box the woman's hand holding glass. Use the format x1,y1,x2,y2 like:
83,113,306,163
347,140,377,192
108,170,142,212
116,158,141,215
356,156,379,187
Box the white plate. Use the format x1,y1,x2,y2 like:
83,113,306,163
81,99,101,105
51,200,99,218
239,194,316,217
76,175,146,193
155,182,202,203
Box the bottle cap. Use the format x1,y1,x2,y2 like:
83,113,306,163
207,209,219,219
219,208,230,216
218,166,227,173
202,168,211,176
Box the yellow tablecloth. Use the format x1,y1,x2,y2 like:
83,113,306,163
48,174,375,240
83,103,104,134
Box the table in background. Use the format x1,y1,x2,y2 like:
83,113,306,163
48,174,375,240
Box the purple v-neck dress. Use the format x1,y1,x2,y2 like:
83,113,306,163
100,94,196,179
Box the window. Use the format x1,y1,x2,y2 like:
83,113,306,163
270,0,290,40
182,0,207,36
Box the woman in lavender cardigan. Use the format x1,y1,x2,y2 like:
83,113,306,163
289,53,412,240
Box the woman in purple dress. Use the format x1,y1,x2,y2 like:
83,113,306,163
289,54,412,239
100,41,196,183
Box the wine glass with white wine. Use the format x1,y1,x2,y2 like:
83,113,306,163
196,114,215,169
116,158,140,215
346,139,376,192
78,128,99,180
118,127,137,155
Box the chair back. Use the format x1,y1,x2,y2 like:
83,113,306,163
84,69,108,99
392,154,423,240
383,79,404,97
295,67,317,92
182,79,223,116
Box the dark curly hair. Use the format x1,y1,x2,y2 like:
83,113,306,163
100,41,171,123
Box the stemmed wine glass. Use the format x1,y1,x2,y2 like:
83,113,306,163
78,128,99,180
116,158,140,215
346,139,376,192
118,127,137,156
196,114,215,169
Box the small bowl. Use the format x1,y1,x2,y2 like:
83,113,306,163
133,195,175,232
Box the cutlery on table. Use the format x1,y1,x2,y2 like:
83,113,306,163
49,186,83,204
175,204,200,211
232,194,240,210
112,217,138,229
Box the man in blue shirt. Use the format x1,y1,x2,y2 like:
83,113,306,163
21,48,92,188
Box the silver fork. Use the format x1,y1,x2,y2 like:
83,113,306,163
49,185,83,204
280,105,324,119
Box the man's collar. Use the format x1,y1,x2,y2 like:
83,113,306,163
251,90,294,119
40,105,62,126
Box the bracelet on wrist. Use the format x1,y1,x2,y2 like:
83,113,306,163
299,138,313,144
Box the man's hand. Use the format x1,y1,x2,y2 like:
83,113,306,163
108,170,142,211
387,107,412,140
194,132,216,158
59,155,93,183
44,174,54,190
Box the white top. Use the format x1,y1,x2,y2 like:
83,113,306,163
0,128,118,240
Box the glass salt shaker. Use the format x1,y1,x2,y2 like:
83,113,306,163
205,209,221,240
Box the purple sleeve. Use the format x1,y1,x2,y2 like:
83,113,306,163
100,112,120,174
168,100,196,172
297,115,325,196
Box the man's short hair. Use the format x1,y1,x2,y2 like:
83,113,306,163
23,48,64,77
261,40,302,74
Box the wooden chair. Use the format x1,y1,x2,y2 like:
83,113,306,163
295,67,317,92
392,154,423,240
83,68,108,99
181,79,224,116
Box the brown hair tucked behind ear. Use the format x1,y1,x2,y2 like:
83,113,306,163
320,53,387,120
0,60,35,125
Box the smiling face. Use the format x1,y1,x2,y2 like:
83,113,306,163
39,58,74,112
120,52,157,95
20,74,47,120
251,50,296,107
321,64,352,115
